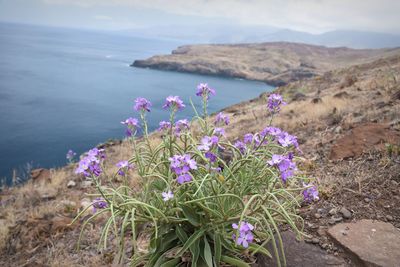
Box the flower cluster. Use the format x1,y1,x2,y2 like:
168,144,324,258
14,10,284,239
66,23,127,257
92,197,108,213
134,97,152,112
198,135,219,152
196,83,216,100
302,183,319,202
115,160,134,176
66,149,76,162
232,221,254,248
215,112,230,126
267,93,286,112
162,190,174,201
158,121,172,132
175,119,190,136
75,148,105,177
169,154,197,184
121,117,139,137
268,153,297,182
261,126,299,148
163,95,185,111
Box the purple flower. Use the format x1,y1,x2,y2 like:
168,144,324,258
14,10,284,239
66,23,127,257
169,154,197,184
303,183,319,202
158,121,172,132
277,132,299,148
121,117,139,137
121,117,139,128
196,83,216,100
260,126,282,138
163,95,185,111
267,93,286,112
66,149,76,161
115,160,134,176
198,135,219,151
92,197,108,213
134,97,152,112
213,127,225,137
205,151,217,163
215,112,230,126
176,173,192,184
232,221,255,248
234,140,246,154
175,119,190,136
162,190,174,201
268,154,297,182
75,148,105,177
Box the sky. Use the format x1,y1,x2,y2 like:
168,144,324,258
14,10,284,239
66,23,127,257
0,0,399,34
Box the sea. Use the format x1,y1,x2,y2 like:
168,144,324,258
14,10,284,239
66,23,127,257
0,22,273,185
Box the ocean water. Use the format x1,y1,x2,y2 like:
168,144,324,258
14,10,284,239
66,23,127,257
0,23,273,184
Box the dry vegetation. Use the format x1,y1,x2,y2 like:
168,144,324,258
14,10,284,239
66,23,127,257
1,53,400,266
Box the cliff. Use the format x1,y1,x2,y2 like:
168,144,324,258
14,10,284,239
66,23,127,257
132,42,400,86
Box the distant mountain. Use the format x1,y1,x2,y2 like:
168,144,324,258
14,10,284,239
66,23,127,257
121,25,400,49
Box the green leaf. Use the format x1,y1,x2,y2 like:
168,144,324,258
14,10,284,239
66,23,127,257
176,225,189,243
190,237,201,267
181,205,201,227
202,236,214,267
176,228,206,257
160,258,181,267
248,243,272,258
220,256,251,267
213,233,222,266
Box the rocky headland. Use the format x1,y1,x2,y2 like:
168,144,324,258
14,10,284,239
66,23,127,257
132,42,400,86
1,43,400,266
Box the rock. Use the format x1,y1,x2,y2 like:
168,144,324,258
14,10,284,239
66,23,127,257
67,180,76,188
314,213,322,219
329,208,338,216
364,198,371,203
311,97,322,104
81,180,93,188
311,238,320,244
339,207,352,219
40,188,57,201
329,123,400,160
30,168,51,184
328,219,400,267
332,216,343,223
257,231,346,267
333,91,350,99
386,215,394,221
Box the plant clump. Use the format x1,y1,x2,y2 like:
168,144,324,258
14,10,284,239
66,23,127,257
73,83,318,267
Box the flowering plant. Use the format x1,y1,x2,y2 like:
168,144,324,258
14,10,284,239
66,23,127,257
73,84,318,266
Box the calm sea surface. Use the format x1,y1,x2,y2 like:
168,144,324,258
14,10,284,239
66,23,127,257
0,23,273,184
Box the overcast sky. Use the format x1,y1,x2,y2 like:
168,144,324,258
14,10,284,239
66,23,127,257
0,0,399,34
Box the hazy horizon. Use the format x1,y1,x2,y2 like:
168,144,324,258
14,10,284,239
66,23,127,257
0,0,399,35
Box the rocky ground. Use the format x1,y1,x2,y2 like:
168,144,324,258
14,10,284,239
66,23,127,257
133,42,400,86
0,51,399,266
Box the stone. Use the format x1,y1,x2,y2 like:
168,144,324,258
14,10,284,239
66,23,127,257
339,207,352,219
67,180,76,188
30,168,51,184
314,213,322,219
386,215,393,221
311,238,320,244
81,180,93,188
334,126,342,134
40,188,57,201
257,231,346,267
329,123,400,160
328,219,400,267
329,208,338,216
